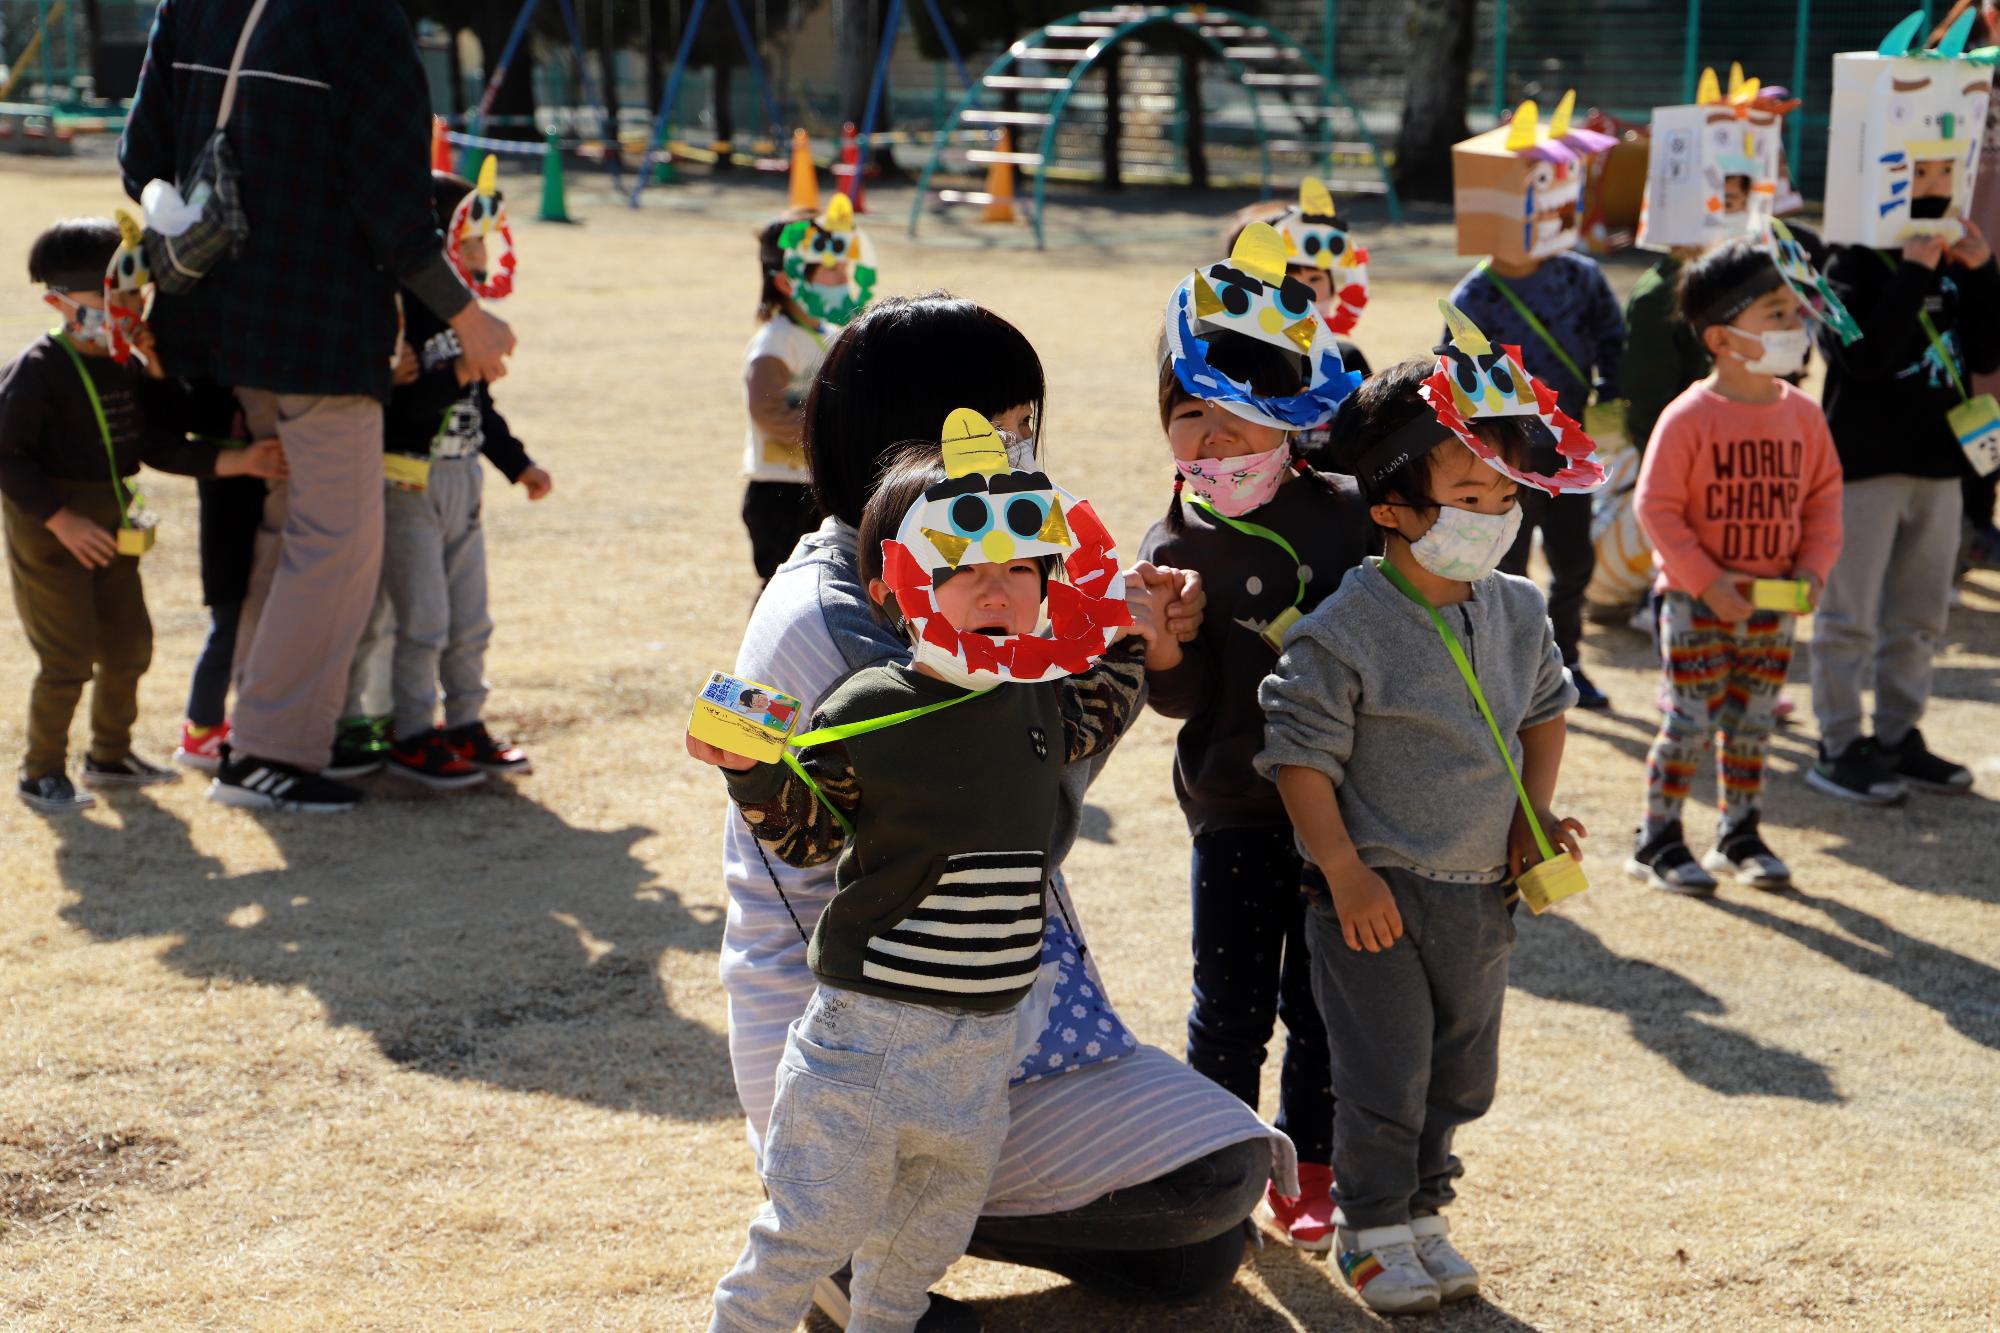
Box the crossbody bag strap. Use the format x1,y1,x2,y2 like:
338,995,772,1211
1476,261,1591,390
1876,250,1971,402
215,0,275,131
51,333,133,528
777,688,984,839
1375,558,1557,864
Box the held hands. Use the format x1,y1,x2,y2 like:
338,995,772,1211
1326,855,1403,953
1702,571,1757,623
686,730,758,772
518,466,553,501
449,303,516,383
44,507,118,568
215,437,288,482
1509,805,1587,880
1121,562,1187,670
391,341,421,387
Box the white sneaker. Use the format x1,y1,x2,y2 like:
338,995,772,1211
1410,1214,1480,1303
1336,1223,1441,1314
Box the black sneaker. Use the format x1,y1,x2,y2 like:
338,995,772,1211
1805,739,1909,806
1878,728,1973,795
811,1267,980,1332
324,716,388,780
1701,813,1792,890
81,752,178,788
18,770,96,813
442,721,533,775
1570,665,1611,711
385,728,486,790
209,747,362,813
1625,820,1718,896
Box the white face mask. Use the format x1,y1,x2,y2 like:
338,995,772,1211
53,295,109,345
1726,325,1810,377
1407,503,1523,582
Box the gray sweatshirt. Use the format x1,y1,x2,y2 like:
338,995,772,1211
1254,559,1578,882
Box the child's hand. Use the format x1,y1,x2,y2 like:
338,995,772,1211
452,354,478,387
1157,563,1207,643
1326,855,1403,953
518,466,553,501
1509,805,1587,879
1902,235,1949,270
391,341,420,386
130,324,166,379
686,730,759,772
1790,568,1823,613
216,438,287,481
1701,572,1756,623
1949,219,1993,270
44,507,117,568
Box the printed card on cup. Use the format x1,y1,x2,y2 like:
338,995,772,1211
689,672,802,764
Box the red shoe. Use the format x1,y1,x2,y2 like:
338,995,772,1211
1265,1160,1337,1252
443,721,532,775
1773,696,1796,723
386,728,486,790
175,720,230,773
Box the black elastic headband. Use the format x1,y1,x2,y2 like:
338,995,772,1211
1355,413,1456,489
43,268,103,294
1699,267,1784,329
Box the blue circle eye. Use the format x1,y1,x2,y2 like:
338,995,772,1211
1006,496,1047,537
1325,232,1346,257
950,495,993,538
1276,278,1315,318
1215,281,1251,316
1488,361,1515,396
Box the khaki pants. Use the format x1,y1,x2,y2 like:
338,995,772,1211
5,484,152,777
231,391,384,769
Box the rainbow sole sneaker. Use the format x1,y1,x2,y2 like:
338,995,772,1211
1336,1223,1441,1314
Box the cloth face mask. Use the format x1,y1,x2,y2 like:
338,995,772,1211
1174,440,1292,517
55,296,109,346
1726,325,1809,376
1408,502,1524,582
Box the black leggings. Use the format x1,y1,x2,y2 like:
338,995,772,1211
967,1137,1269,1304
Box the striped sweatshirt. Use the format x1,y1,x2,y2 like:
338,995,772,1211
726,640,1147,1012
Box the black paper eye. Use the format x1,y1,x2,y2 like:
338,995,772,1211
1006,496,1046,537
1452,353,1481,396
1487,360,1515,396
1302,235,1321,256
1276,277,1315,320
1217,282,1251,316
1325,232,1346,257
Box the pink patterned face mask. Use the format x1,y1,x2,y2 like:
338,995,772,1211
1173,440,1292,517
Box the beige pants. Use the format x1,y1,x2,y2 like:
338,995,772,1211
231,391,384,769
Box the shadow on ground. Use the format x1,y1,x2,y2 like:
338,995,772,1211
51,782,735,1120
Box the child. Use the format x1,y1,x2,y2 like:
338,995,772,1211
374,171,551,788
1257,347,1589,1314
1810,221,2000,801
1141,230,1367,1250
173,389,267,772
1446,228,1624,708
1,218,283,811
1628,242,1844,892
740,209,834,584
689,415,1163,1332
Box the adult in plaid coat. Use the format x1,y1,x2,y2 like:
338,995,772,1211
119,0,517,810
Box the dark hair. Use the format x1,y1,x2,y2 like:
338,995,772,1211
1678,240,1782,334
803,293,1046,528
755,207,818,322
1325,357,1532,530
27,218,119,288
1157,328,1329,531
430,171,473,231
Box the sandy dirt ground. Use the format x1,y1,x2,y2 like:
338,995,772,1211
1,159,1998,1332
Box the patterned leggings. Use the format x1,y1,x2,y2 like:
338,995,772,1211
1644,591,1797,834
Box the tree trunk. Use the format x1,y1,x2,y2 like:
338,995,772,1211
713,61,735,170
1180,51,1207,191
1393,0,1477,202
595,0,620,130
471,7,539,141
446,27,465,117
1101,42,1122,191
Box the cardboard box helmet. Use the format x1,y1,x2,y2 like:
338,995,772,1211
1452,90,1617,261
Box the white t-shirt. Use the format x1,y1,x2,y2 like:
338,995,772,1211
741,317,828,484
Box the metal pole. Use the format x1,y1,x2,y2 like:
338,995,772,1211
1321,0,1334,88
1789,0,1809,174
1682,0,1702,104
1491,0,1508,119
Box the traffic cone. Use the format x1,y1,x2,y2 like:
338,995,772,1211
431,116,454,173
836,121,865,213
538,127,573,223
788,128,819,209
458,113,485,183
982,128,1018,223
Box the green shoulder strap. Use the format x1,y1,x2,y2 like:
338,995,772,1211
1185,495,1307,609
1375,558,1557,864
51,332,134,528
778,688,983,839
1876,251,1970,403
1476,261,1592,390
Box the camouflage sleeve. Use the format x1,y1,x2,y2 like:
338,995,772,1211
723,733,862,869
1058,636,1148,765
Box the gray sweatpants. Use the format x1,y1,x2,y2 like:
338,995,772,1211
1303,867,1514,1231
1809,474,1959,753
382,457,492,742
712,985,1016,1333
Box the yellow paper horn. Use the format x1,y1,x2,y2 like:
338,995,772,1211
1298,176,1336,219
1548,89,1577,141
1728,61,1745,97
822,192,855,233
1504,100,1541,152
1439,300,1493,357
1697,67,1722,106
940,407,1009,478
1229,222,1288,286
114,209,143,248
476,154,498,198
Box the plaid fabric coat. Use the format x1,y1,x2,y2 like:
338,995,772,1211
119,0,454,401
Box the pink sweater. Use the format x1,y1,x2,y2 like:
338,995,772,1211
1635,381,1844,597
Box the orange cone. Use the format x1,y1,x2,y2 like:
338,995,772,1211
836,121,866,213
982,128,1018,223
788,128,819,209
431,116,453,173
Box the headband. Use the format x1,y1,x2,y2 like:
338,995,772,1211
45,268,105,293
1699,265,1785,328
1273,177,1371,336
447,156,517,299
1163,222,1362,431
881,408,1130,690
1419,300,1607,495
779,193,878,327
1355,413,1458,489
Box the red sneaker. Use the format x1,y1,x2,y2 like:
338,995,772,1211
386,728,486,790
443,721,532,775
175,720,230,773
1265,1160,1337,1252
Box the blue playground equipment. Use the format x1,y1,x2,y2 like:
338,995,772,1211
910,4,1400,248
468,0,624,188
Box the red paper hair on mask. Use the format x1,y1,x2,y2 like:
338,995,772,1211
1420,301,1608,496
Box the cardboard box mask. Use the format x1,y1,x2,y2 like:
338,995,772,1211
1639,65,1796,250
1452,91,1617,261
1823,9,1997,246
